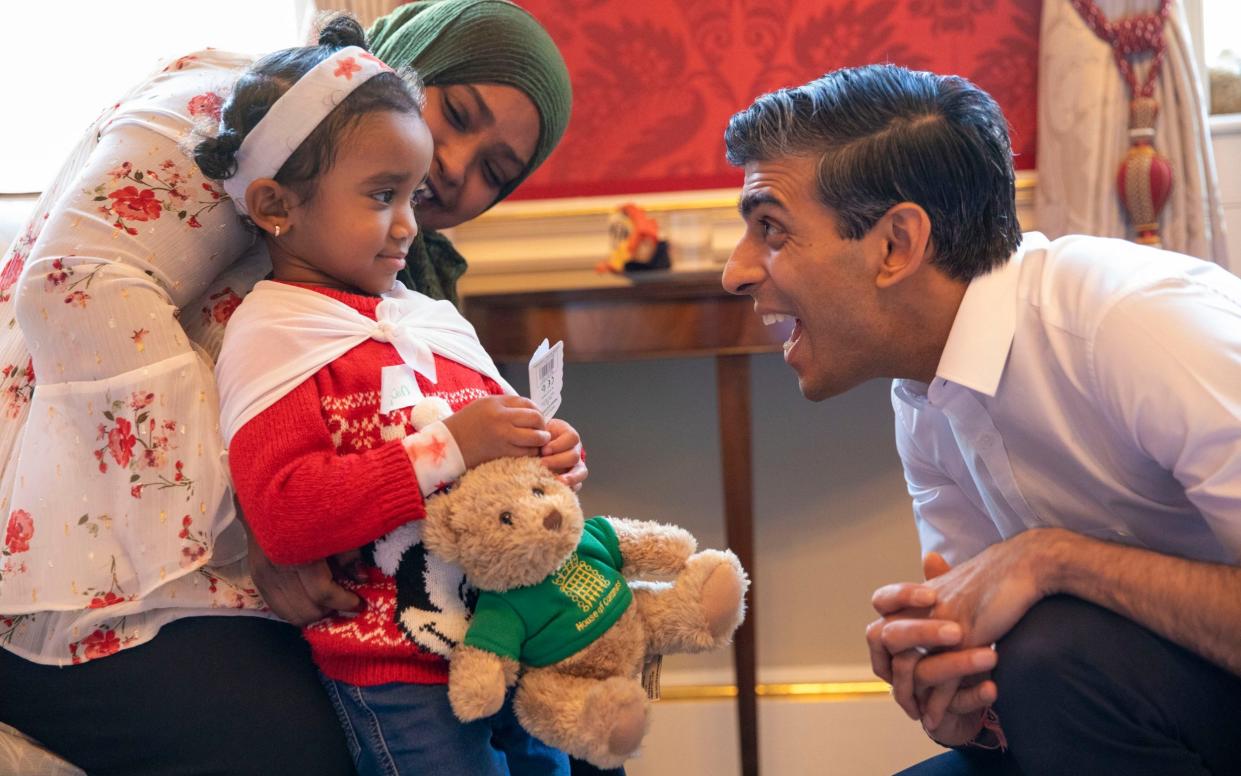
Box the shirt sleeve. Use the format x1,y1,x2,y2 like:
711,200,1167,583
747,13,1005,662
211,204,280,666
1090,279,1241,559
891,387,1003,566
228,377,429,564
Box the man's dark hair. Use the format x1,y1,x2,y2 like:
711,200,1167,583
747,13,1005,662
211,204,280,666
725,64,1021,281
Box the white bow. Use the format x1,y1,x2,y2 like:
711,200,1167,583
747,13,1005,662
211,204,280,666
216,281,514,444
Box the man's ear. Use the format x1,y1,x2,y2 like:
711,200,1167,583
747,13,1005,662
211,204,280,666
873,202,933,290
245,178,295,237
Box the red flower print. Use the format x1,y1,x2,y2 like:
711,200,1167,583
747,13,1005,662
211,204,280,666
107,417,136,467
205,288,242,325
64,290,90,307
107,161,133,182
107,186,162,222
142,447,166,470
187,92,223,121
0,252,24,300
186,215,202,228
4,510,33,554
166,54,198,71
88,591,125,609
130,485,143,499
129,391,154,411
81,628,121,660
174,460,185,482
45,261,69,290
334,57,362,79
180,544,207,568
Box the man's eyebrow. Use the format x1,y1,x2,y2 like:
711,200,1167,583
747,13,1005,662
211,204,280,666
738,191,785,219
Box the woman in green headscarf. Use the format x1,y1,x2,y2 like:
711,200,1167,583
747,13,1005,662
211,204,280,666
0,3,578,776
368,0,573,306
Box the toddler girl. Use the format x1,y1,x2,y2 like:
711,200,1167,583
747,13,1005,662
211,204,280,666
197,16,576,776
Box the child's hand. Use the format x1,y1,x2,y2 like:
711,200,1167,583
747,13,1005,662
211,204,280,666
443,395,551,468
541,418,588,491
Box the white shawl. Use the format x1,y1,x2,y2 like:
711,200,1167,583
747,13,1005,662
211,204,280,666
216,281,514,444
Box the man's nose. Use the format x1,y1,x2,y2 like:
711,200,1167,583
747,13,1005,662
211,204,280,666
721,241,761,295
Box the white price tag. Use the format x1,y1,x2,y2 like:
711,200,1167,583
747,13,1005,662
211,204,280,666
528,338,564,419
380,364,424,415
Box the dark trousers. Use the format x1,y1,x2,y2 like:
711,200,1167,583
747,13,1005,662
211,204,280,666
0,616,355,776
897,595,1241,776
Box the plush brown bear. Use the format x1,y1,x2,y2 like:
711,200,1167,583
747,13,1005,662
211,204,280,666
421,456,748,768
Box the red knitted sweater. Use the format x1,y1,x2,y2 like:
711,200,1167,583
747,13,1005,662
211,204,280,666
229,284,505,686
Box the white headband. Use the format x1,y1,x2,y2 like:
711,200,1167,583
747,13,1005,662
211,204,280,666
222,46,393,215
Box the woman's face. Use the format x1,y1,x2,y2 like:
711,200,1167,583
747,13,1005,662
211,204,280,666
416,83,540,231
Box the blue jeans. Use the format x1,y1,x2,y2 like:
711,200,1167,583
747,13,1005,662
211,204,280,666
320,675,570,776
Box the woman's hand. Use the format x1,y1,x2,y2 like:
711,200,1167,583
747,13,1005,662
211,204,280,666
246,523,363,626
540,418,588,491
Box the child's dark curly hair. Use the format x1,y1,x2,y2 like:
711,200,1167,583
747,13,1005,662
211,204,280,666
194,14,423,202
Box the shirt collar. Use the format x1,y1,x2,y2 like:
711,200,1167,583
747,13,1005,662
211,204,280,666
933,232,1046,398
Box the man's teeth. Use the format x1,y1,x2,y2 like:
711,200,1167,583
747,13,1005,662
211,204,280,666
762,313,792,326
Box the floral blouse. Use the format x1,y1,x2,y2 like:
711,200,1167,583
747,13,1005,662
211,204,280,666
0,50,275,665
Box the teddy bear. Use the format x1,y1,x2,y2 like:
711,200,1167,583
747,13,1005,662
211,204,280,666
420,454,749,769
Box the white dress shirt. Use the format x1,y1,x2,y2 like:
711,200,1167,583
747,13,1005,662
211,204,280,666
892,233,1241,567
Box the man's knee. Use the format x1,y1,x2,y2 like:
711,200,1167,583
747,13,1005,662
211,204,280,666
993,594,1108,700
991,593,1147,754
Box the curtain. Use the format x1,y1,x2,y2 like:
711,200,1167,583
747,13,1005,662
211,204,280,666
313,0,401,28
1036,0,1228,265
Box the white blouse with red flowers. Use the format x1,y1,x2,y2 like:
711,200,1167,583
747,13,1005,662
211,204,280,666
0,50,275,665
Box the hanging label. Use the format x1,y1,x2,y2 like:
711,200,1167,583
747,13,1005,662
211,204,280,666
528,338,564,419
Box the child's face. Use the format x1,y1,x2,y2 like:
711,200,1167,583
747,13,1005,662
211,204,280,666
278,110,433,296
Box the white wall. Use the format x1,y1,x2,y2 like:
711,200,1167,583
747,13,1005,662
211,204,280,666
1213,115,1241,271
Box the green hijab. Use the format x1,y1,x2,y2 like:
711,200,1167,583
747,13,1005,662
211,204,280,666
368,0,573,305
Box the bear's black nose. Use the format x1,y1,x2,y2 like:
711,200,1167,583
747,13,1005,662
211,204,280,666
543,510,563,531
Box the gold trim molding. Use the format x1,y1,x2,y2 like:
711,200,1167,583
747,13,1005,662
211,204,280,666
659,680,891,703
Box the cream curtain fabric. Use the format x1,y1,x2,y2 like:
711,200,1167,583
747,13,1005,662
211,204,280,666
314,0,402,28
1036,0,1229,266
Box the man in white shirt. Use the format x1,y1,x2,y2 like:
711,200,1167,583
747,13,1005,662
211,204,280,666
722,63,1241,775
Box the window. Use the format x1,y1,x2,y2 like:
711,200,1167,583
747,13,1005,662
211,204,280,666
1192,0,1241,116
0,1,312,193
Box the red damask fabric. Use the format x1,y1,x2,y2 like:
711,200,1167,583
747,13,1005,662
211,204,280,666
513,0,1040,199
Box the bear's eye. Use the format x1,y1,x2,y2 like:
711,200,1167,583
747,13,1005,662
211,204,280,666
499,511,513,526
532,487,545,497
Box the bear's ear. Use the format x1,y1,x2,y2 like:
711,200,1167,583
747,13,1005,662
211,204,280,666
422,494,461,562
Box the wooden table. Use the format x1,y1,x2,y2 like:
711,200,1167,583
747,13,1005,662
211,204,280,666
462,268,792,776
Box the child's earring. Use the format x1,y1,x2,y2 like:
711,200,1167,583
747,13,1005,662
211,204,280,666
273,224,281,238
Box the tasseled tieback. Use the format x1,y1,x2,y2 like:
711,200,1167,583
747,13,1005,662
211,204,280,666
1071,0,1174,248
